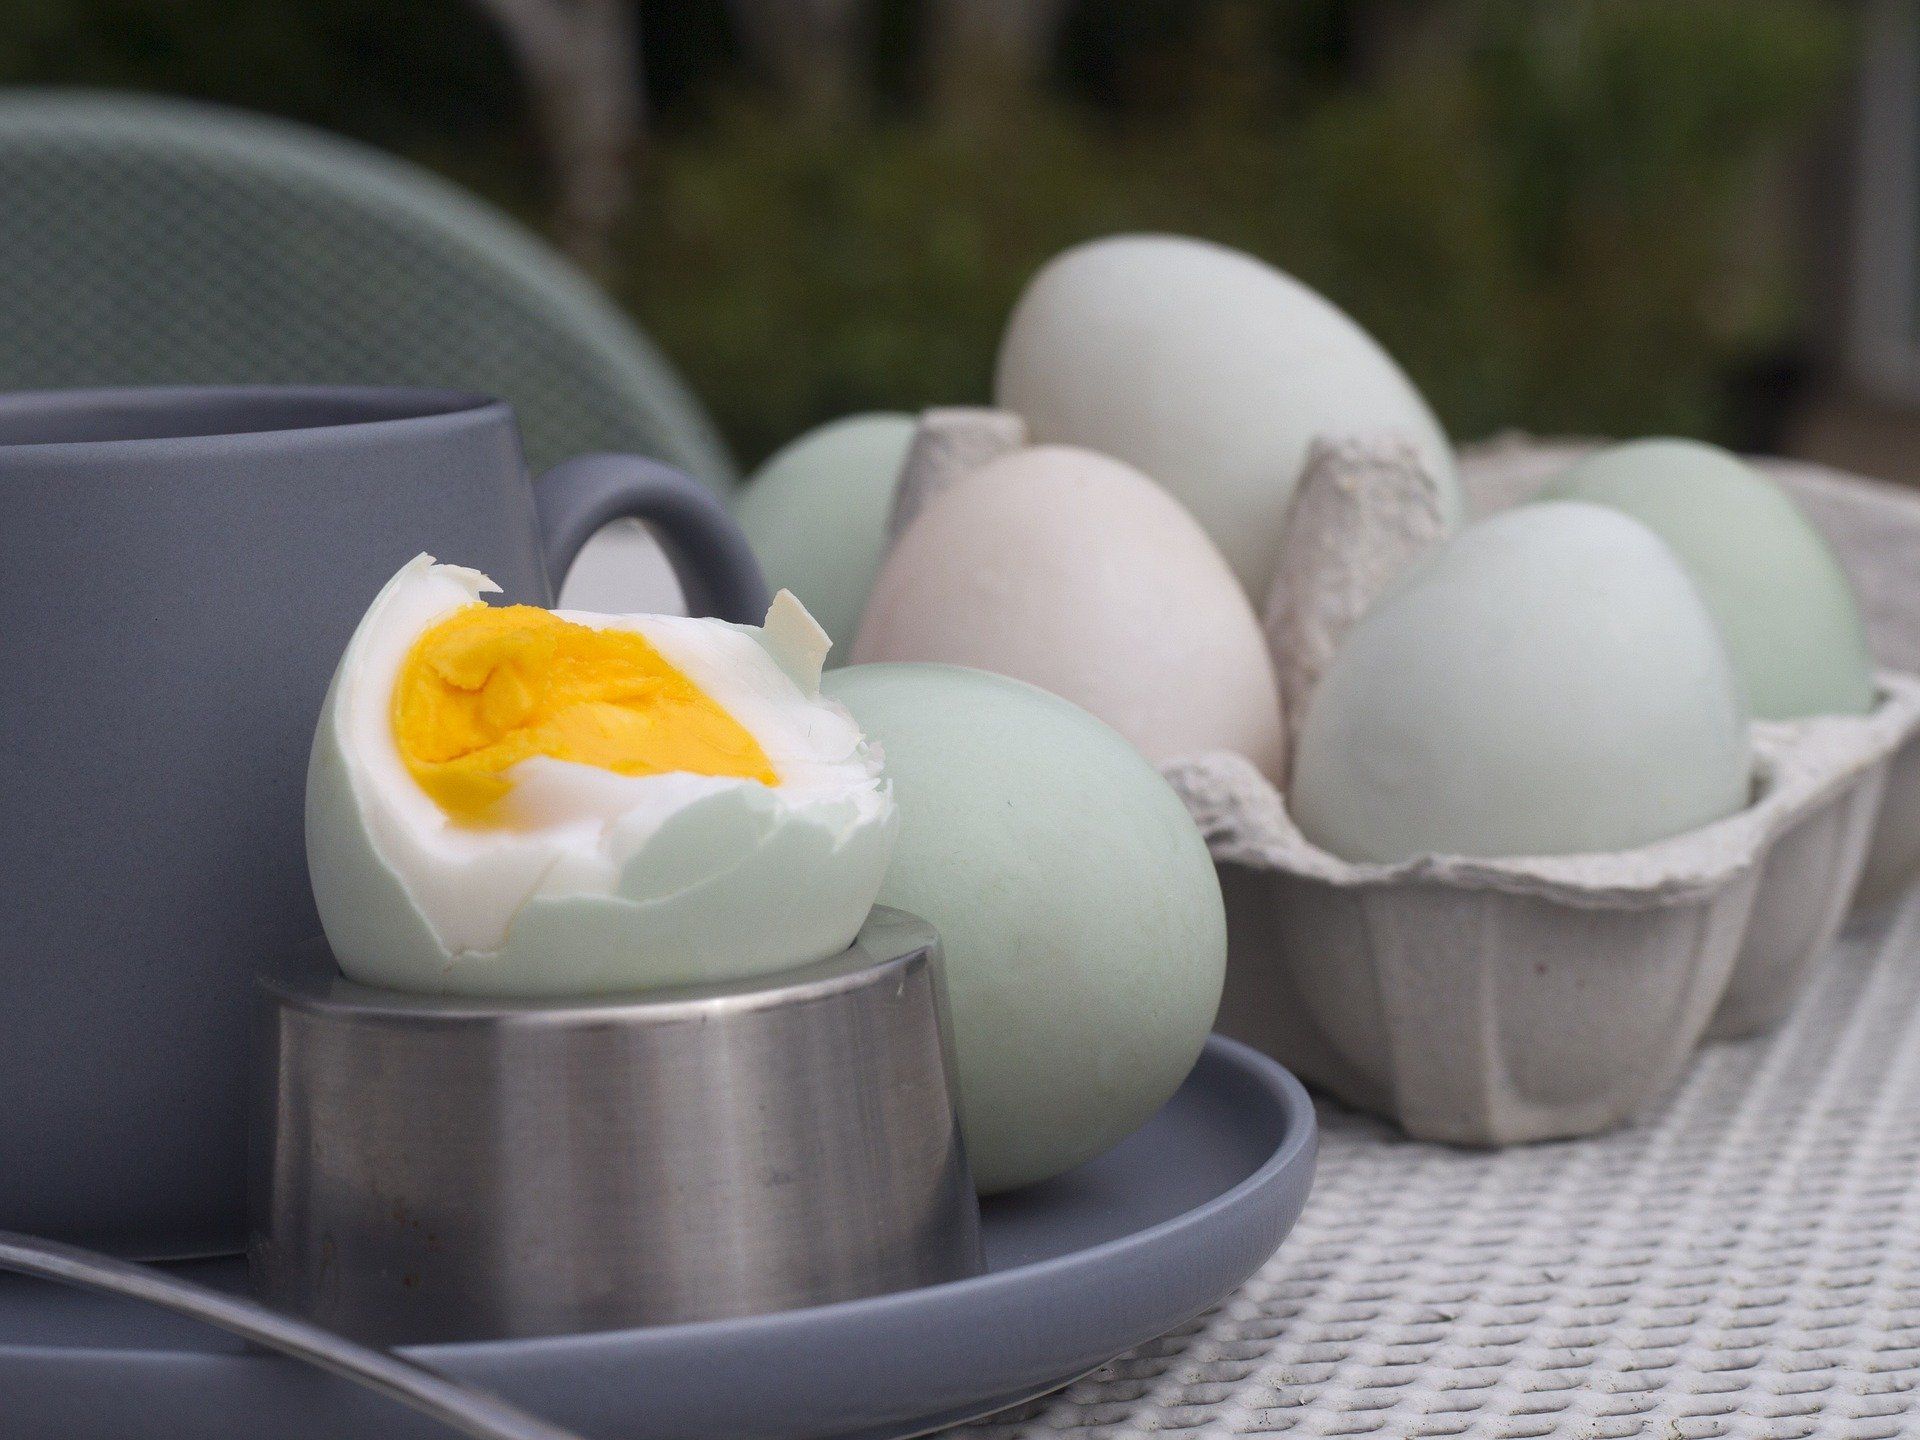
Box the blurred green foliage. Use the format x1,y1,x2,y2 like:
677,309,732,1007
621,0,1851,462
0,0,1852,465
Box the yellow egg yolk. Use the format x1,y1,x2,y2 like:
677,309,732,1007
391,603,777,826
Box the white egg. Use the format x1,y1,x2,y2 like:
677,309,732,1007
1291,503,1753,863
306,556,896,997
851,445,1287,780
994,234,1459,598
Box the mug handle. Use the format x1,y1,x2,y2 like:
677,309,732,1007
535,454,771,623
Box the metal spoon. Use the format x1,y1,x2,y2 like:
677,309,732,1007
0,1229,585,1440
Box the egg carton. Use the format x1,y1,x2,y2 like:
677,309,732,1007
1169,669,1920,1145
1181,436,1920,1143
1461,435,1920,907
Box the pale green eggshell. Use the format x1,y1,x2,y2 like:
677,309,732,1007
1291,502,1753,863
732,413,916,656
308,710,897,998
1537,438,1875,720
306,688,453,987
994,234,1460,598
821,663,1226,1193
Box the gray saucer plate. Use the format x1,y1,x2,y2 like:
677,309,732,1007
0,1037,1316,1440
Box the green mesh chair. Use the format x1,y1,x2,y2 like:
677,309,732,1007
0,89,734,489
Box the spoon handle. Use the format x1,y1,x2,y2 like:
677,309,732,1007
0,1230,586,1440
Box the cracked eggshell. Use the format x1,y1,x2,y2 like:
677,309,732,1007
993,233,1459,598
851,444,1286,780
1291,503,1754,864
305,558,897,998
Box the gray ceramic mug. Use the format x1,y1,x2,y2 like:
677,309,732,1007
0,385,769,1258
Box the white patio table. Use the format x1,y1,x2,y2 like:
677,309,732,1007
962,890,1920,1439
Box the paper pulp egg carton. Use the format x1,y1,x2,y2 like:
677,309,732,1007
1164,438,1920,1144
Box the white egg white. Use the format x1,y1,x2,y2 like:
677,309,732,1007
306,555,896,997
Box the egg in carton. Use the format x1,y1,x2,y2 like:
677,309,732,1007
866,403,1920,1138
1174,438,1920,1146
1710,457,1920,910
1461,437,1920,912
1172,662,1920,1146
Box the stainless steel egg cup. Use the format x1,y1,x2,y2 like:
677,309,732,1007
249,908,983,1346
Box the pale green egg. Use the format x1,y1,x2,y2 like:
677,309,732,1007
1292,503,1753,863
732,413,915,657
822,663,1225,1193
1538,438,1874,720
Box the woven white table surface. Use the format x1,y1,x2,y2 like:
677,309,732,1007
957,890,1920,1439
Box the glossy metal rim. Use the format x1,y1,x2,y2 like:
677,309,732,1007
263,909,940,1026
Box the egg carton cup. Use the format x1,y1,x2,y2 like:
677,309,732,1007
1264,435,1452,776
1166,670,1920,1144
1714,673,1920,1036
1462,436,1920,908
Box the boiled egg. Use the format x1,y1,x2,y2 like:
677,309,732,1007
306,556,896,997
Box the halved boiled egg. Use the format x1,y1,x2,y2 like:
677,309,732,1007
306,555,896,997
